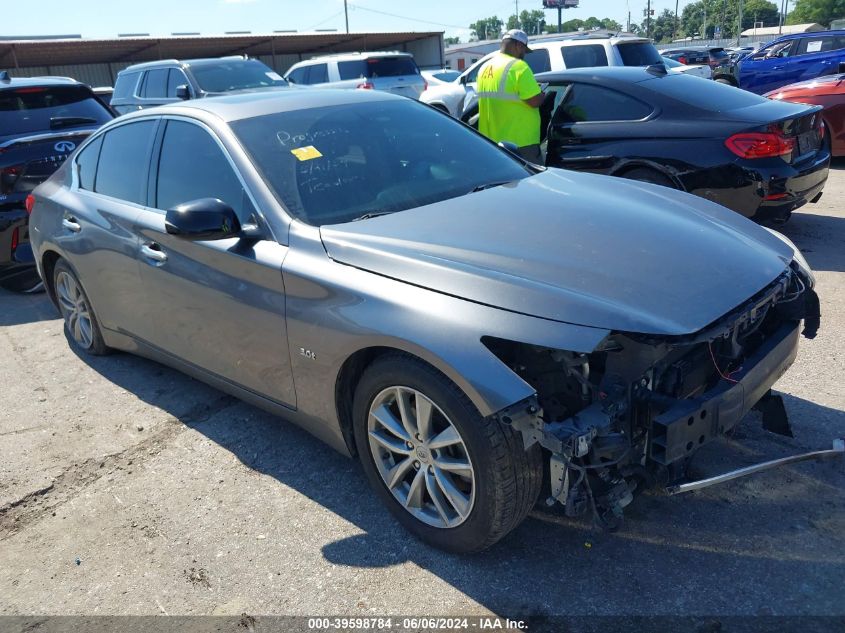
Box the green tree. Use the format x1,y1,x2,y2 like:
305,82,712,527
787,0,845,25
583,16,604,29
506,10,546,33
469,16,504,41
601,17,624,31
652,8,678,42
444,36,461,45
742,0,781,29
627,21,643,34
679,0,780,39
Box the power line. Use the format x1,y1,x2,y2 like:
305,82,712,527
307,10,346,30
345,2,469,30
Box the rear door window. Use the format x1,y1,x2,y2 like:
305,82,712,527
0,85,113,135
550,83,652,123
795,36,835,55
141,69,169,99
616,41,662,66
561,44,609,69
338,57,419,79
94,120,157,204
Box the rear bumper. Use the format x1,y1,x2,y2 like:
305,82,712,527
650,321,801,465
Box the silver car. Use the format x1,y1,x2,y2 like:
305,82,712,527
284,52,425,99
28,89,821,553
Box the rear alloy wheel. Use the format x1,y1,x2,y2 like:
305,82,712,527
53,259,110,355
353,354,542,553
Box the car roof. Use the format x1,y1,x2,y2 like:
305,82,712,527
0,75,84,89
772,29,845,41
121,57,253,72
298,51,414,63
114,87,399,123
536,66,668,84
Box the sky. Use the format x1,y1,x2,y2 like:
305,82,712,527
2,0,698,42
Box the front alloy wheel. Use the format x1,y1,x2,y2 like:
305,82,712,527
353,353,543,553
368,386,476,528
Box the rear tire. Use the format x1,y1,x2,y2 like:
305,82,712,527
353,353,542,553
619,167,677,189
52,259,111,355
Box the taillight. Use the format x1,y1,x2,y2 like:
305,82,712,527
725,126,795,159
0,164,23,194
678,56,687,65
10,226,19,251
356,81,374,90
818,119,826,144
25,194,35,214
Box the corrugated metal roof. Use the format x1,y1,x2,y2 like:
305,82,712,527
0,32,442,69
739,23,825,37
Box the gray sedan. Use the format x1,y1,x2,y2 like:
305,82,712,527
27,89,820,552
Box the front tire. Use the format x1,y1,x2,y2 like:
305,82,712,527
353,353,542,553
53,259,110,355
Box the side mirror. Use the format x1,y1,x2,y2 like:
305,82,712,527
460,74,468,85
165,198,241,240
175,84,191,100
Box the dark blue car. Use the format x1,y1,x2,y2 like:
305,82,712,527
738,30,845,94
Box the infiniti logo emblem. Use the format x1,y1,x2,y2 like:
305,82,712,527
54,141,76,153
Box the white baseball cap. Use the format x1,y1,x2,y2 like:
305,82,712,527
502,29,532,51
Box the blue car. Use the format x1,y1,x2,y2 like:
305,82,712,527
738,30,845,94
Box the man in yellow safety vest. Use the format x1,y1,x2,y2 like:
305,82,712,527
477,29,546,164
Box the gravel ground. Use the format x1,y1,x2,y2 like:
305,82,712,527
1,162,843,619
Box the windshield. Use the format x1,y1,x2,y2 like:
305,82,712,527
338,57,420,80
190,60,288,93
0,85,112,135
617,41,663,66
231,99,532,226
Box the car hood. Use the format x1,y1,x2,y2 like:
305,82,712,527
320,169,794,336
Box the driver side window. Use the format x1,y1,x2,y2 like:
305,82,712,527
155,120,255,222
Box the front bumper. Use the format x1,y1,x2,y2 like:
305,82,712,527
650,321,800,465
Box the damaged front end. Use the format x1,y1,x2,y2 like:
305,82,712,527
488,263,823,528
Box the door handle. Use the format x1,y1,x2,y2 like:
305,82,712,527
140,243,167,264
62,217,81,232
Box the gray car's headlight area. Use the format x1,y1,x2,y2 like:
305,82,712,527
764,227,816,286
481,262,819,527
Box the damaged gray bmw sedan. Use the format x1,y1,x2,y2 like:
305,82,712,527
28,89,827,553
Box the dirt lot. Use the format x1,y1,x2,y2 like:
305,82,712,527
1,162,844,619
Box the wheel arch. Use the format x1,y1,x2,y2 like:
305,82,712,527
333,342,528,457
610,160,685,190
40,248,63,310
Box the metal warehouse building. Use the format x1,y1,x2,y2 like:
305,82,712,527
0,31,445,86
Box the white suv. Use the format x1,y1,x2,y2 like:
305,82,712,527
284,52,426,100
423,33,662,117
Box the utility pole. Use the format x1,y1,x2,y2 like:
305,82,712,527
736,0,744,46
627,11,631,32
702,2,707,40
515,0,520,28
558,7,562,33
673,0,679,40
344,0,349,34
646,0,652,38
